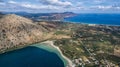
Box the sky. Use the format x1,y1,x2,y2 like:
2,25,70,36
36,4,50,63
0,0,120,13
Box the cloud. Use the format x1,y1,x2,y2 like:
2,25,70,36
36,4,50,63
0,0,120,13
89,5,120,11
21,4,60,10
0,2,5,5
39,0,72,7
97,5,112,9
8,1,17,4
7,1,62,10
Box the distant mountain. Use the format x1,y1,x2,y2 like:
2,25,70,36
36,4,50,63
0,12,4,18
39,12,77,21
2,12,77,21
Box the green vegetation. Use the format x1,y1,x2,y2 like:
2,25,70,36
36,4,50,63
54,24,120,67
54,31,67,35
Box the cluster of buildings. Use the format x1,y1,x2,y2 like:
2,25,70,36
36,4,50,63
72,44,119,67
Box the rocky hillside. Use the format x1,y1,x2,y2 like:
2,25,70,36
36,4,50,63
0,14,49,53
0,14,71,53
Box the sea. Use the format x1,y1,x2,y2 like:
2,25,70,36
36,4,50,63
64,13,120,26
0,43,66,67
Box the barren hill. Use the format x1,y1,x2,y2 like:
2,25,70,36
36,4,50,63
0,14,71,53
0,14,48,53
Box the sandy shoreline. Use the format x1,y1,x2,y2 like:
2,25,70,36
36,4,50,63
41,41,74,67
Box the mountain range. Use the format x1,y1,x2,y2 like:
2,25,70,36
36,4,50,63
2,12,77,21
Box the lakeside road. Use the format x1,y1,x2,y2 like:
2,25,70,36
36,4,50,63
41,41,74,67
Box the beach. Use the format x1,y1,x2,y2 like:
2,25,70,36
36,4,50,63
41,41,74,67
31,41,74,67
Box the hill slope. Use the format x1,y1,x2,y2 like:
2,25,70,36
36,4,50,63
0,14,47,53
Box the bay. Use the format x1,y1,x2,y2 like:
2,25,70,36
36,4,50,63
0,43,65,67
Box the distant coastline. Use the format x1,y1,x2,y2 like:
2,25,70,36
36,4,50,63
63,21,120,26
64,13,120,26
